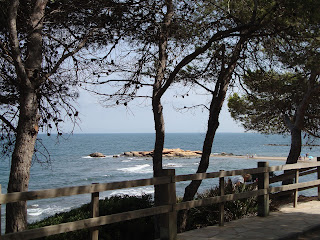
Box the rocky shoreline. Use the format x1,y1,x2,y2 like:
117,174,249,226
89,149,292,161
121,148,206,158
90,148,235,159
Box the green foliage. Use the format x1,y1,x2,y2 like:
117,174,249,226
182,181,257,230
28,195,154,240
28,186,260,238
228,70,320,135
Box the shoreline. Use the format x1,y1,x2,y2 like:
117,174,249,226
211,154,318,163
211,154,287,161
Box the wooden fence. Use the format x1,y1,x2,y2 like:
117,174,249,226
1,158,320,240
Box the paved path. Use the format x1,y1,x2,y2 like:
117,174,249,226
177,201,320,240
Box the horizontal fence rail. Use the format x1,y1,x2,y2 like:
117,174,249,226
1,159,320,240
0,176,171,204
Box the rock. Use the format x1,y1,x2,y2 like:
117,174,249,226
90,152,106,158
113,155,119,158
123,152,134,157
122,148,203,158
132,151,143,157
164,153,175,158
141,151,152,156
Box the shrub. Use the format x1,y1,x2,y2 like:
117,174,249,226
182,180,257,230
29,194,155,240
29,183,258,239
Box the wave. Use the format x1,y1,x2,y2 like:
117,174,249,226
27,204,71,217
121,160,131,163
109,187,154,197
117,164,152,174
164,163,183,168
83,174,110,181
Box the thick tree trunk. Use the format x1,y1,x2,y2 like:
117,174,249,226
282,126,302,187
286,127,302,164
6,0,47,233
6,90,39,233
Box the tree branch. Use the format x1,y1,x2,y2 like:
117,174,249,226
45,29,96,80
158,24,252,98
8,0,27,83
0,114,16,133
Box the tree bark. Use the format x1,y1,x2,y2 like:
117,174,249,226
286,127,302,164
6,90,39,233
6,0,47,233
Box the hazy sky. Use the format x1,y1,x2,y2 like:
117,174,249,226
67,88,245,134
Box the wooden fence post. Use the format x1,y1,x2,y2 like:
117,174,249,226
90,183,99,240
159,169,177,240
219,170,225,226
318,157,320,201
258,162,269,217
294,169,299,208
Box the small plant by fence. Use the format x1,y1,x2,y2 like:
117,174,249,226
1,159,320,240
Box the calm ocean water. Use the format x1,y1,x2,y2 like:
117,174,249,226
1,132,320,228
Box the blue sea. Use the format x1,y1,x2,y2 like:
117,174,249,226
1,132,320,229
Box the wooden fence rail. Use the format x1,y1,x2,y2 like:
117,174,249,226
1,159,320,240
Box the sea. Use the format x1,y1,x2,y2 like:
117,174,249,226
1,132,320,230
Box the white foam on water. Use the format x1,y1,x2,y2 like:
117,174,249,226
121,160,131,163
27,205,71,217
164,163,183,168
109,187,154,197
117,164,152,174
27,208,43,216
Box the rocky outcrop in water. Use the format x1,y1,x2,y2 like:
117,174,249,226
120,148,202,158
89,152,106,157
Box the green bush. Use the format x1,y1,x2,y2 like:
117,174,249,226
29,183,258,239
182,180,257,230
29,195,155,240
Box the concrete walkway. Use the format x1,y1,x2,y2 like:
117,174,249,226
177,201,320,240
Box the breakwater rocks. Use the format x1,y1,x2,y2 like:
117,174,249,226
121,148,203,158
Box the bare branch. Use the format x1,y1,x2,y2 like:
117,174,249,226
45,29,97,79
304,129,320,138
8,0,27,82
158,24,253,98
0,114,16,132
192,80,214,94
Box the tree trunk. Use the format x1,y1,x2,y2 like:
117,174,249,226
151,1,173,237
152,95,165,202
286,127,302,164
6,90,39,233
178,82,226,232
281,126,302,188
179,37,246,232
6,0,47,233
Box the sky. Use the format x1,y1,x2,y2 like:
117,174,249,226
66,88,245,134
